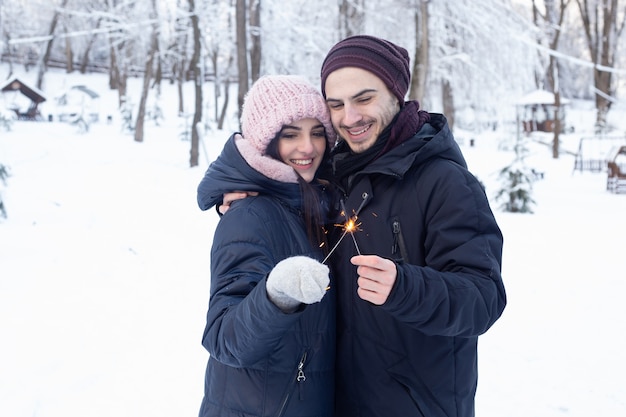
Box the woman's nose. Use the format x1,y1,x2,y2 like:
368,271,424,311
298,136,315,153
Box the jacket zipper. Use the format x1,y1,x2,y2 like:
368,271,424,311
391,219,409,261
275,351,308,417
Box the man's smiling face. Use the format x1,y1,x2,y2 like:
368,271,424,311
324,67,400,153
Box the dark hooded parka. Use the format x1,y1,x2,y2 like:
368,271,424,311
323,112,506,417
197,135,335,417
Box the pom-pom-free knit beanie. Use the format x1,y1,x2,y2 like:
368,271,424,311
320,35,411,105
241,75,336,153
236,75,336,183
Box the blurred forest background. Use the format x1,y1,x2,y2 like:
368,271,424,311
2,0,626,166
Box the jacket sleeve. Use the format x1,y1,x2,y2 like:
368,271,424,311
201,201,303,367
383,159,506,337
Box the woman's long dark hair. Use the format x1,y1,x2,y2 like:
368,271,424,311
265,132,332,256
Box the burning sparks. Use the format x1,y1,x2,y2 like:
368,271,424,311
343,218,360,233
322,215,362,264
340,217,362,256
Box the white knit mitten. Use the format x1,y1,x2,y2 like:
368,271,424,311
266,256,330,312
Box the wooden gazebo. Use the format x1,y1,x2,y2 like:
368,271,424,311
516,89,570,134
1,77,47,120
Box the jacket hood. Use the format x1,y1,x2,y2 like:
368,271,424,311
364,113,466,178
197,134,301,211
321,113,466,187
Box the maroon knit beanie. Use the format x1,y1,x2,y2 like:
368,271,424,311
320,35,411,105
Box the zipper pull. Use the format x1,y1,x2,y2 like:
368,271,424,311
297,352,307,382
392,221,399,255
355,192,369,216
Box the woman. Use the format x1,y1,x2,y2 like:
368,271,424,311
196,75,337,417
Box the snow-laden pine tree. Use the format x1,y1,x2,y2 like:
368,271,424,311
0,111,13,131
0,163,9,219
495,137,537,213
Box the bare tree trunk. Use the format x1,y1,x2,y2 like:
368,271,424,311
409,0,429,103
3,35,15,76
117,44,131,108
134,1,159,143
535,0,570,158
118,72,127,107
249,0,261,83
188,0,203,167
531,0,545,88
576,0,626,132
236,0,249,121
439,2,457,130
442,80,455,132
36,0,69,89
109,38,129,109
550,50,562,158
553,90,562,158
109,44,119,90
79,18,102,74
218,78,230,130
211,50,219,122
153,53,163,95
177,64,185,115
176,34,188,115
338,0,365,38
64,25,74,73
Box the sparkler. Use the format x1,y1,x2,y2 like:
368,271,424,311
321,201,367,292
345,217,362,256
321,213,362,264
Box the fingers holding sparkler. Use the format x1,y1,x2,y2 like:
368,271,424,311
351,255,397,305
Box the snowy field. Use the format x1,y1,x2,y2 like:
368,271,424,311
1,69,626,417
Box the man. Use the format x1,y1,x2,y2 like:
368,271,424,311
221,35,506,417
318,35,506,417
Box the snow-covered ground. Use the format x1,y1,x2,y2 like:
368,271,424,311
1,69,625,417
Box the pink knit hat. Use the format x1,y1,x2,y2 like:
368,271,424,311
241,75,336,153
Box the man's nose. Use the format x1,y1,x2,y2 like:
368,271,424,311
343,103,362,126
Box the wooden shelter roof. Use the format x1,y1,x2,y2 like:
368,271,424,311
515,89,570,106
1,77,47,104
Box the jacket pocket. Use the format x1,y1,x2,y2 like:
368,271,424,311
388,366,432,417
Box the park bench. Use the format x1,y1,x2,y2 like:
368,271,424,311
606,146,626,194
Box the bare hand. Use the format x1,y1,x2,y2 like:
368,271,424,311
219,191,258,214
351,255,397,305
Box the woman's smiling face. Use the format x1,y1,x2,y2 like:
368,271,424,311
277,118,327,182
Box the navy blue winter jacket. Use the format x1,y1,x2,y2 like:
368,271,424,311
196,135,335,417
323,113,506,417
